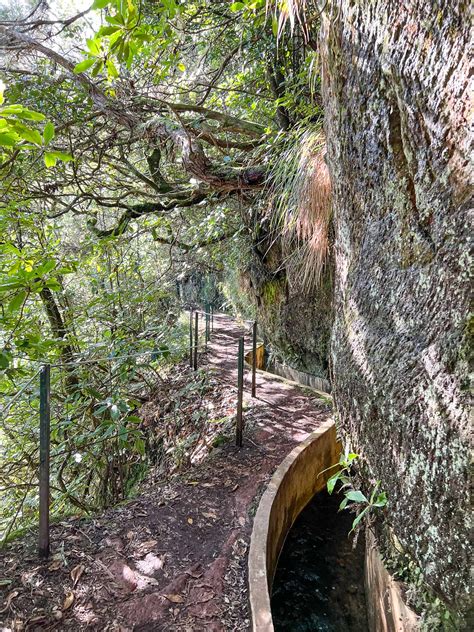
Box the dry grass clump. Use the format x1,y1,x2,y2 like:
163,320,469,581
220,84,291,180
267,126,332,294
266,0,311,38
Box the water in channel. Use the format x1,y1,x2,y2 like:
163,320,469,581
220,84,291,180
271,489,369,631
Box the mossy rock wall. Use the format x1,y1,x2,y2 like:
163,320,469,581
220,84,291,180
321,0,471,618
244,236,333,380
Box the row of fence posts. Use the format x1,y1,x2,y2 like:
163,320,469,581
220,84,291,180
36,306,257,558
189,304,214,370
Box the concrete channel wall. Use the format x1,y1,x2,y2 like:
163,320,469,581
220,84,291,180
248,420,341,631
247,417,419,631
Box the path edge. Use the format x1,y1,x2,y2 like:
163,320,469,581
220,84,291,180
248,419,340,632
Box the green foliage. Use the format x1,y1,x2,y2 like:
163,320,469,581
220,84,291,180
324,448,388,533
0,82,72,165
382,543,464,630
0,0,324,545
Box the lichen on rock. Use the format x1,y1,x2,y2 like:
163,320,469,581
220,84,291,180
320,0,471,623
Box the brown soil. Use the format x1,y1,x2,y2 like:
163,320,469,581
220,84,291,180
0,314,332,631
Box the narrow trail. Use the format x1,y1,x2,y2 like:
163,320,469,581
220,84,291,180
207,313,331,444
0,314,332,632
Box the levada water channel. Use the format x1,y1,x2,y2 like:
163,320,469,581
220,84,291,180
271,489,368,631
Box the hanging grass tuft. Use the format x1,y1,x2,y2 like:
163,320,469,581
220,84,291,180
266,125,331,294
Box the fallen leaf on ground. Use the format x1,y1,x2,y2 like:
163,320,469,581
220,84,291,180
163,593,184,603
20,569,39,587
63,591,74,610
0,590,19,614
185,565,203,579
70,564,85,588
193,589,215,604
187,517,193,524
137,539,158,554
48,559,62,571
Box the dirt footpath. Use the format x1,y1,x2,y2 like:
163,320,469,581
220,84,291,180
0,315,331,631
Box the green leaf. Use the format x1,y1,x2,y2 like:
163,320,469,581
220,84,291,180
86,387,103,399
91,60,104,77
106,59,119,79
92,0,112,8
134,437,145,456
0,132,18,147
44,152,57,168
327,472,341,494
43,122,55,144
36,259,56,275
272,16,278,37
0,104,24,115
16,109,45,122
73,58,95,74
373,492,388,508
86,38,102,57
339,497,349,511
49,151,74,162
8,290,26,313
0,280,22,292
230,2,245,11
44,279,61,291
345,490,368,504
8,290,26,314
99,25,121,36
0,351,11,370
351,506,369,532
12,125,42,145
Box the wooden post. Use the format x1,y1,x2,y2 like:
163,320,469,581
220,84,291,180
236,337,244,447
193,311,198,370
189,310,193,368
251,321,257,398
39,364,51,558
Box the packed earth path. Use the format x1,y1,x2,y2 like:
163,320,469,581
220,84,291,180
0,314,332,632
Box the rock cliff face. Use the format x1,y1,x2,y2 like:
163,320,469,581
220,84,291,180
245,231,333,380
320,0,471,614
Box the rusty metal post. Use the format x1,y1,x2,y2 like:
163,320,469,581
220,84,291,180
189,310,193,368
251,321,257,398
193,311,198,370
39,364,51,558
236,337,244,447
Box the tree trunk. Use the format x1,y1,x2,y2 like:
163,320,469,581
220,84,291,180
321,0,470,615
40,287,79,388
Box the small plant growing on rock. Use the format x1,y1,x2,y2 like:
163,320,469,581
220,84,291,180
322,449,388,532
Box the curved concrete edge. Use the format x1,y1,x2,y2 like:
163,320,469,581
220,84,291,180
244,343,333,403
365,529,420,631
248,419,341,632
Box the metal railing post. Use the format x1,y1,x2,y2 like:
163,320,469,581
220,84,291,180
251,321,257,398
39,364,51,558
189,310,193,368
236,337,244,447
211,304,214,333
193,312,199,370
